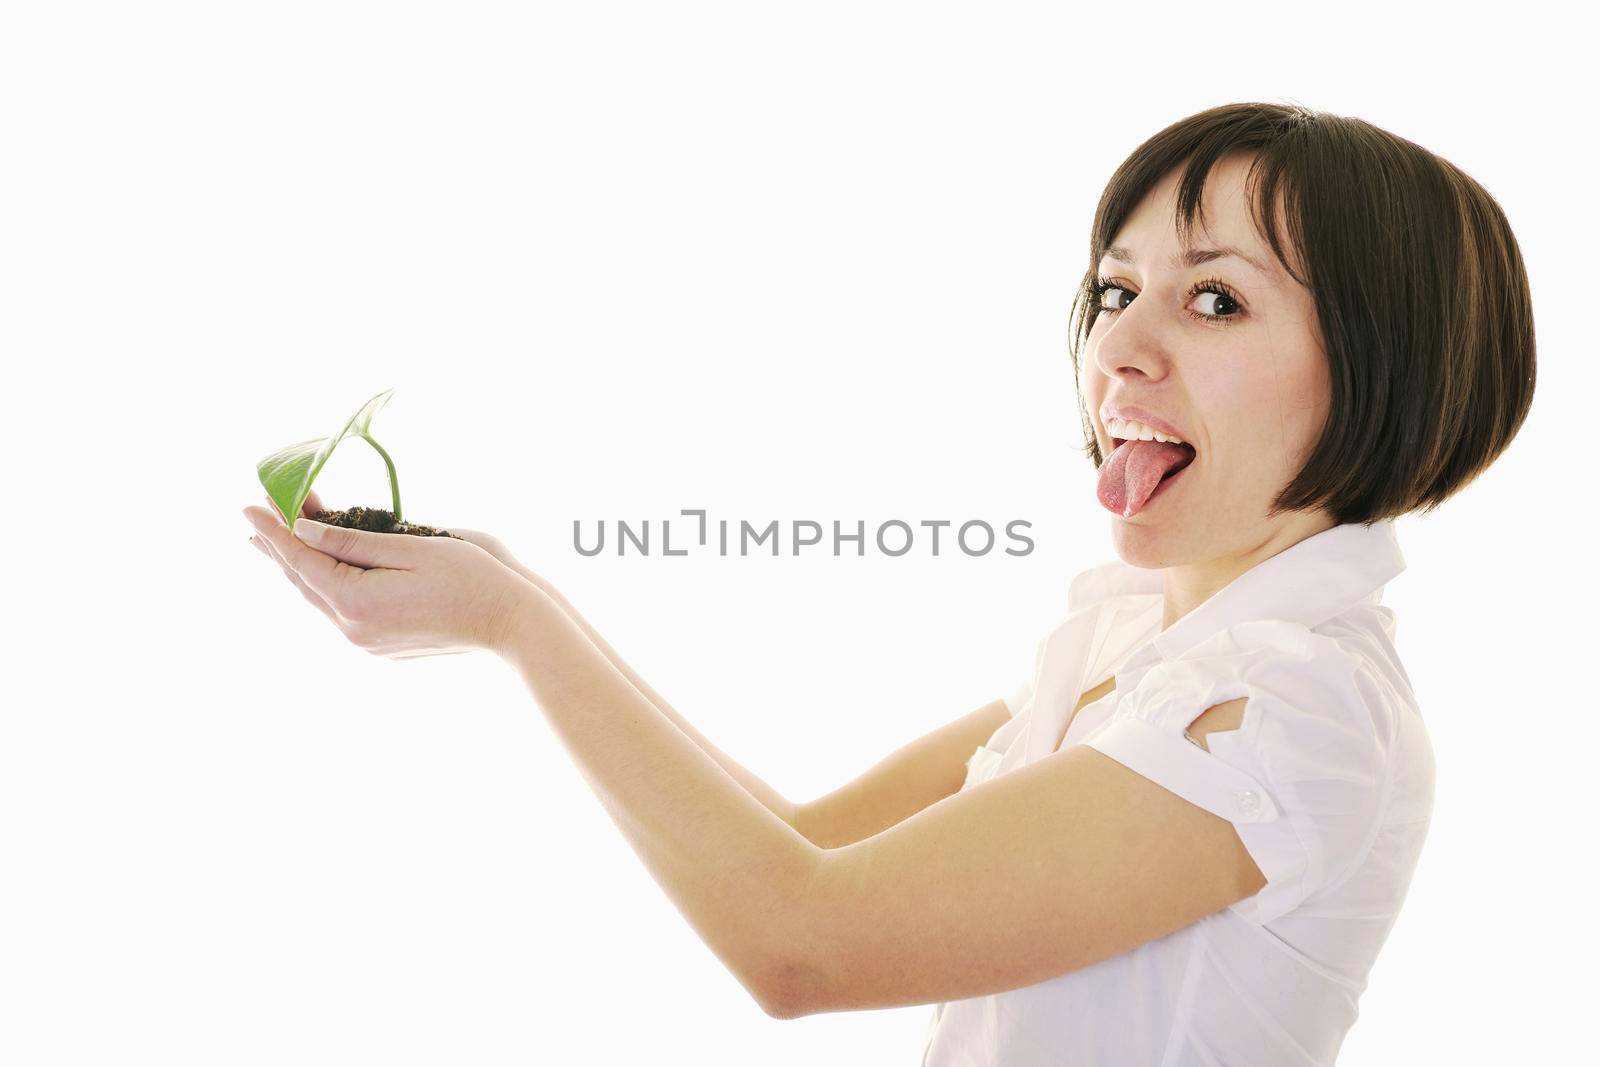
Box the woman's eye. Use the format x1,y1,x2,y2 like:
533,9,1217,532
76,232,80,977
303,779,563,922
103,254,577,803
1193,290,1240,318
1093,279,1133,311
1091,276,1245,325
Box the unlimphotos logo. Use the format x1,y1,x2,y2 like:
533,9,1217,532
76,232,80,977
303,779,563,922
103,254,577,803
574,510,1033,557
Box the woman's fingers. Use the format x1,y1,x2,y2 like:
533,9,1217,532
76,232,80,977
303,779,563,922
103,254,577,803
252,533,337,619
245,505,390,605
252,533,346,626
254,530,435,658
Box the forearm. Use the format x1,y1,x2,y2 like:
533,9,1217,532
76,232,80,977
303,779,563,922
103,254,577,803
498,582,820,1011
516,572,801,831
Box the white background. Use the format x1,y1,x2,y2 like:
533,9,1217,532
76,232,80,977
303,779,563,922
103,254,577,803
2,2,1588,1063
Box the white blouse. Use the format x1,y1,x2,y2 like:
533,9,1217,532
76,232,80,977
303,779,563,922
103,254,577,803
922,519,1435,1067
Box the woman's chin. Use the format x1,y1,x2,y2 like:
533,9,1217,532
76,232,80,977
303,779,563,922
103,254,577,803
1109,518,1202,570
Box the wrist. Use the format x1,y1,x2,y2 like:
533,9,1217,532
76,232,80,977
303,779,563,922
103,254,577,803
486,575,552,660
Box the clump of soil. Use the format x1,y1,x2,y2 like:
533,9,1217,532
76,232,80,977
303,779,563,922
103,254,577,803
309,506,461,540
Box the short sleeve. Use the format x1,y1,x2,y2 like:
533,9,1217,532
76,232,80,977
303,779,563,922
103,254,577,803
1081,620,1388,925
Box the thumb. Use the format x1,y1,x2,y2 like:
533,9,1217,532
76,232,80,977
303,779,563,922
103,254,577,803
291,516,419,570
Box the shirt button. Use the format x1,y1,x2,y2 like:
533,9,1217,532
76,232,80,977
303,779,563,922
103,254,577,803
1237,790,1260,815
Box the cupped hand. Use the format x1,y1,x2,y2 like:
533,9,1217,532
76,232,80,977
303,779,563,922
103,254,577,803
244,492,535,659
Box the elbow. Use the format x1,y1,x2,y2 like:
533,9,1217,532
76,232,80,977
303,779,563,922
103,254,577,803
759,989,798,1021
754,955,825,1021
755,840,833,1020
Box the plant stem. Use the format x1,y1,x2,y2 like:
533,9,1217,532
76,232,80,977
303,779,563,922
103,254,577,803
364,435,403,522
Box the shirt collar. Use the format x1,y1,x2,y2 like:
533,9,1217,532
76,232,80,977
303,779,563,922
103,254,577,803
1074,518,1406,678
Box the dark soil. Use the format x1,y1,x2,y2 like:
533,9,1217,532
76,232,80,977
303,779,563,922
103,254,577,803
308,506,461,539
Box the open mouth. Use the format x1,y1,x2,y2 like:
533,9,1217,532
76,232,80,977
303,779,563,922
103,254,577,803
1098,432,1199,517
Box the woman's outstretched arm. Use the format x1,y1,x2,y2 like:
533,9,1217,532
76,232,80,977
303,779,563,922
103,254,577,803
497,580,821,1016
500,566,1013,851
244,506,1268,1021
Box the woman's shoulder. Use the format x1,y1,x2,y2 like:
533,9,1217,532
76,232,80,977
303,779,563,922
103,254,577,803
1128,611,1434,828
1122,612,1418,760
1167,608,1415,711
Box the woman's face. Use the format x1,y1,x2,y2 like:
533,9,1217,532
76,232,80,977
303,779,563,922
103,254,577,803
1082,153,1335,569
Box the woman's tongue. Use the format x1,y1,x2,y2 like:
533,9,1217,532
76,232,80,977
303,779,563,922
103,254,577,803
1096,439,1193,518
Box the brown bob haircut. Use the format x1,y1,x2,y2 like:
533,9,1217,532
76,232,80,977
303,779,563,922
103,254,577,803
1067,101,1536,527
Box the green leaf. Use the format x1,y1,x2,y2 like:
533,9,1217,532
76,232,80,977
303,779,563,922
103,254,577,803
256,388,403,532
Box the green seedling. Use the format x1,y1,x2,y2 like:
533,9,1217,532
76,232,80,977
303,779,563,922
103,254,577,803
257,388,403,534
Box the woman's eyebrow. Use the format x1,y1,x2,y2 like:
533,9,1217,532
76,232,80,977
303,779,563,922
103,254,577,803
1102,244,1271,277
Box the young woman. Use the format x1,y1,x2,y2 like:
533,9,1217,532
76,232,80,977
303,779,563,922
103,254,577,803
243,101,1536,1065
